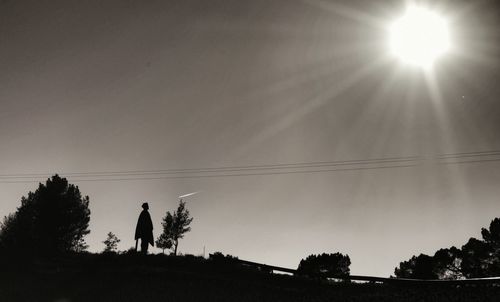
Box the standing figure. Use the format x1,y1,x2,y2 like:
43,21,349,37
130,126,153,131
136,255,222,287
135,202,154,254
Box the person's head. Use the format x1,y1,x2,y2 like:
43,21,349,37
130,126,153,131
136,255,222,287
142,202,149,210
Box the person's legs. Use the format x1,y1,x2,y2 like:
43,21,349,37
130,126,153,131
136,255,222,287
141,239,149,255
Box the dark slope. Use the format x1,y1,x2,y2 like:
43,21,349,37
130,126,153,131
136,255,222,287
1,253,500,302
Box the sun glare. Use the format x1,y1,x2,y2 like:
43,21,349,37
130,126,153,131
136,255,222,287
389,5,450,68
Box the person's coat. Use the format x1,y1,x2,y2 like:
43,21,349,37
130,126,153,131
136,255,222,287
135,210,154,246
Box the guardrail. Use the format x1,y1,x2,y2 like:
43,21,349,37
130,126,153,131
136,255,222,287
236,259,500,285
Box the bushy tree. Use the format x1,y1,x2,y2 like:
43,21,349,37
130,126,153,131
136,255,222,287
155,232,172,254
460,237,492,278
395,248,463,280
481,218,500,245
74,237,89,253
102,232,121,253
296,253,350,279
460,219,500,278
433,247,463,280
0,175,91,255
395,218,500,279
209,252,238,262
156,200,193,255
395,254,435,279
480,217,500,275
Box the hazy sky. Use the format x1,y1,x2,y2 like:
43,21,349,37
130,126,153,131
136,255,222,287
1,0,500,276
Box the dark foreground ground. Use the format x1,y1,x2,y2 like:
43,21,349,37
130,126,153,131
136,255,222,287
1,253,500,302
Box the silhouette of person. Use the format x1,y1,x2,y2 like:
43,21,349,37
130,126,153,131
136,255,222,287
135,202,154,254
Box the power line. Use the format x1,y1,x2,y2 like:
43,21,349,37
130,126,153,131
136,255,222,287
438,150,500,159
0,155,421,178
0,149,499,184
1,149,498,179
439,157,500,165
0,163,418,183
6,148,500,179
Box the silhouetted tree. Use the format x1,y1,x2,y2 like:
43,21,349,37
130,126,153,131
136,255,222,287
460,237,492,278
296,253,350,279
209,252,239,262
155,232,172,254
433,247,463,280
0,214,19,253
74,237,89,253
480,218,500,275
157,200,193,255
103,232,120,253
394,253,437,279
394,248,463,280
482,218,500,245
395,218,500,279
0,175,90,256
459,219,500,278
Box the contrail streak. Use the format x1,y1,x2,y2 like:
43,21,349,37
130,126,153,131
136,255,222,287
179,192,199,199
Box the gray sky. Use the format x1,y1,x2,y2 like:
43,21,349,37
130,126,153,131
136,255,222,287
1,0,500,276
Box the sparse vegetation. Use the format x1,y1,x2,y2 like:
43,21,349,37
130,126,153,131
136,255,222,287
103,232,121,253
156,200,193,255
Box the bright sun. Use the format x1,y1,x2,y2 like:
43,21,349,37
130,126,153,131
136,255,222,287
389,5,450,68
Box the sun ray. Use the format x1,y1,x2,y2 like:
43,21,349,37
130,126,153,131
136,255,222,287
243,53,366,105
338,63,407,157
300,0,386,28
234,57,390,157
423,68,472,213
